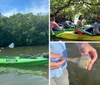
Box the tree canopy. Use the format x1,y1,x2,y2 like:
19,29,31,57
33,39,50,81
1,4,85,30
0,13,48,47
50,0,100,23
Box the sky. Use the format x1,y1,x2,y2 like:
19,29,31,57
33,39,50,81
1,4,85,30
0,0,49,17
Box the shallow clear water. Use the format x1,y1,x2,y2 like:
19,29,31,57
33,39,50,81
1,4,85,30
66,43,100,85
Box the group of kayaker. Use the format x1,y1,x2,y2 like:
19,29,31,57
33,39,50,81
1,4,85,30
77,15,100,35
50,14,100,35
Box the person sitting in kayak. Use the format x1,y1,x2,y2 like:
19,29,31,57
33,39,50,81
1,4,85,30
75,15,93,35
77,15,87,29
86,15,100,35
50,14,63,35
58,16,75,28
65,16,75,28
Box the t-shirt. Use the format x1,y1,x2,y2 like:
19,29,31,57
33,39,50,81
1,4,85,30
50,42,68,78
77,20,83,27
93,22,100,29
93,22,100,34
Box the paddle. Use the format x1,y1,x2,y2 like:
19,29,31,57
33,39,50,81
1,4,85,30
74,25,93,35
8,43,14,48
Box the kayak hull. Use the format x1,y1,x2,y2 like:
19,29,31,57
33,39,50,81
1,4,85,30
55,31,100,41
0,56,48,66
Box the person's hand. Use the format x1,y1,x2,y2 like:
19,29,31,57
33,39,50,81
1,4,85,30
50,60,66,70
79,43,98,70
81,26,85,29
50,52,65,70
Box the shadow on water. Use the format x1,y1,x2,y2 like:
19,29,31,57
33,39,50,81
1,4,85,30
66,43,100,85
0,46,48,85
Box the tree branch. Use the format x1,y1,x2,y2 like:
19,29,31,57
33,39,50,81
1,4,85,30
54,0,72,15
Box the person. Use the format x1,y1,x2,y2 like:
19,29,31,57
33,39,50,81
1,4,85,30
50,42,97,85
65,16,75,27
75,15,93,35
86,15,100,35
50,15,63,35
77,15,87,29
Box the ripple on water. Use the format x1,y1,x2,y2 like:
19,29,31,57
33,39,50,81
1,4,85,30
0,72,48,85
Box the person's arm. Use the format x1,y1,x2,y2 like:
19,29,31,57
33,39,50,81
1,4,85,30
50,28,55,35
50,60,65,70
76,43,98,70
77,21,86,28
50,52,65,70
54,22,63,30
93,23,100,34
50,22,55,35
77,20,81,28
94,28,100,34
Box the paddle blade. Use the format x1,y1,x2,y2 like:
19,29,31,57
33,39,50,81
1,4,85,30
8,43,14,48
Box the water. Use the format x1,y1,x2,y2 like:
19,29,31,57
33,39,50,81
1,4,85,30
0,45,48,56
66,43,100,85
0,46,48,85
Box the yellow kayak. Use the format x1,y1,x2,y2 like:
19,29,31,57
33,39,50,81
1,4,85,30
55,31,100,41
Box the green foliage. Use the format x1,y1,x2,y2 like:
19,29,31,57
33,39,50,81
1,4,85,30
51,0,100,23
0,13,48,47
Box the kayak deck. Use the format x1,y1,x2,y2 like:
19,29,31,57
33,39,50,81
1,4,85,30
54,27,74,35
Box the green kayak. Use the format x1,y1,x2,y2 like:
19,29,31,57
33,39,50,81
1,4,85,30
50,27,74,39
51,27,74,35
0,56,48,66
